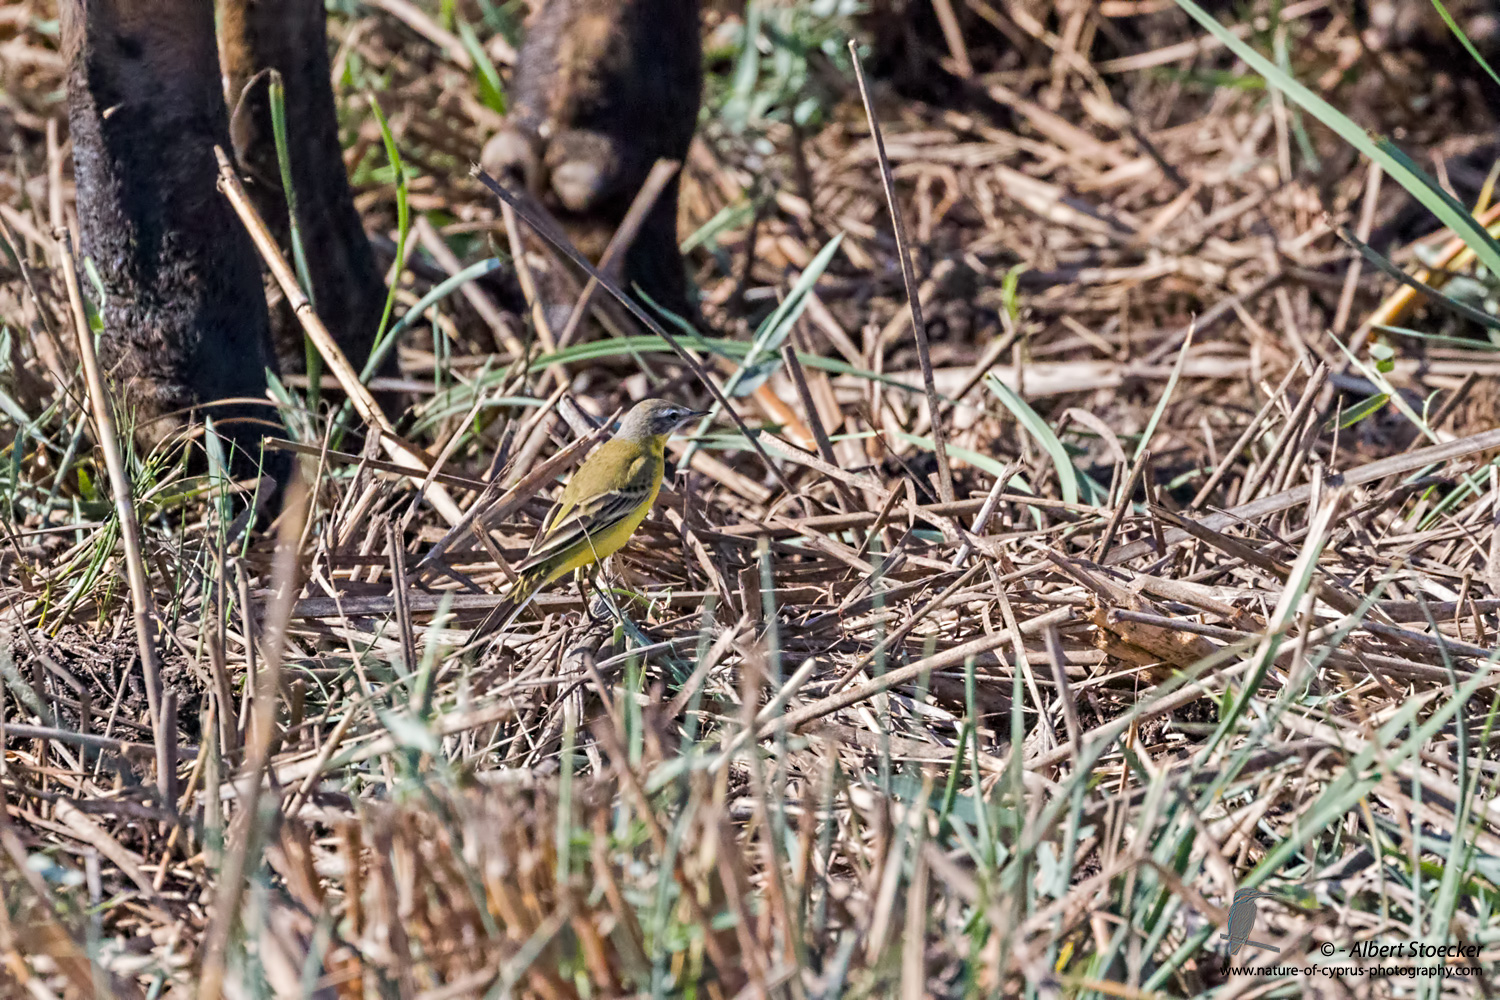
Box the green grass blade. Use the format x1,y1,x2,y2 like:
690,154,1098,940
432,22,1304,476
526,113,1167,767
267,74,314,304
1326,391,1389,431
267,71,322,413
1373,323,1500,349
1134,326,1193,461
529,332,946,399
985,375,1080,505
1173,0,1500,280
1200,493,1339,759
367,95,410,354
457,19,507,114
680,198,756,254
749,234,843,360
1430,0,1500,89
721,1,764,134
692,233,845,447
1331,336,1441,445
361,257,504,381
1339,191,1500,330
893,431,1009,479
722,232,843,400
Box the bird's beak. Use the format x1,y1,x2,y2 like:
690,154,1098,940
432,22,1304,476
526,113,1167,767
680,409,710,425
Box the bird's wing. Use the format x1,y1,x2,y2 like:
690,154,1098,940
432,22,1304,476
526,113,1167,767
518,443,655,573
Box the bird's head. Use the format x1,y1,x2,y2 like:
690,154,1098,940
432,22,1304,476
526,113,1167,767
618,398,707,443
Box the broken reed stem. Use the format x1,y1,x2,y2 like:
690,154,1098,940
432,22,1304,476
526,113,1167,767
1109,424,1500,567
1235,362,1327,505
828,560,986,694
213,145,465,526
1095,447,1150,562
500,198,559,354
848,38,955,505
952,463,1014,567
1331,162,1382,338
197,473,309,1000
55,230,170,806
1189,363,1301,509
1428,371,1479,433
780,342,857,511
472,166,803,500
764,606,1076,744
415,414,613,577
554,157,680,354
0,722,192,760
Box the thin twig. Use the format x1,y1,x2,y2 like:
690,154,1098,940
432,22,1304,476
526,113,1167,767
554,158,680,354
781,343,857,512
848,39,955,505
56,231,169,804
1188,364,1301,509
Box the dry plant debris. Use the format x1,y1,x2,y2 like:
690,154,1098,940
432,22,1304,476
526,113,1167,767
6,0,1500,997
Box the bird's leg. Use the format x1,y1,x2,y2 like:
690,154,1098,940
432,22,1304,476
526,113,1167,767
578,569,611,624
573,569,593,621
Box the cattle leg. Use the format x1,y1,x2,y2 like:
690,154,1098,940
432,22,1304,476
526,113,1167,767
218,0,386,377
483,0,703,329
61,0,280,467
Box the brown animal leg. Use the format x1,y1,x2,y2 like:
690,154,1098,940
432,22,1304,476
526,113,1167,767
218,0,386,377
483,0,703,326
61,0,280,467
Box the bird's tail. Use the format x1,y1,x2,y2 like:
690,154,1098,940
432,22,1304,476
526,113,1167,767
468,566,548,645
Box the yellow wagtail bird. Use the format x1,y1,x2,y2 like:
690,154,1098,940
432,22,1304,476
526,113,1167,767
471,398,706,641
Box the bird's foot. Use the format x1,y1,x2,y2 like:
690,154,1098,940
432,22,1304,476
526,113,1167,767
587,593,613,624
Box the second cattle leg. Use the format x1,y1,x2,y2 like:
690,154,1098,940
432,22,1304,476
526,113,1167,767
483,0,703,331
219,0,388,378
